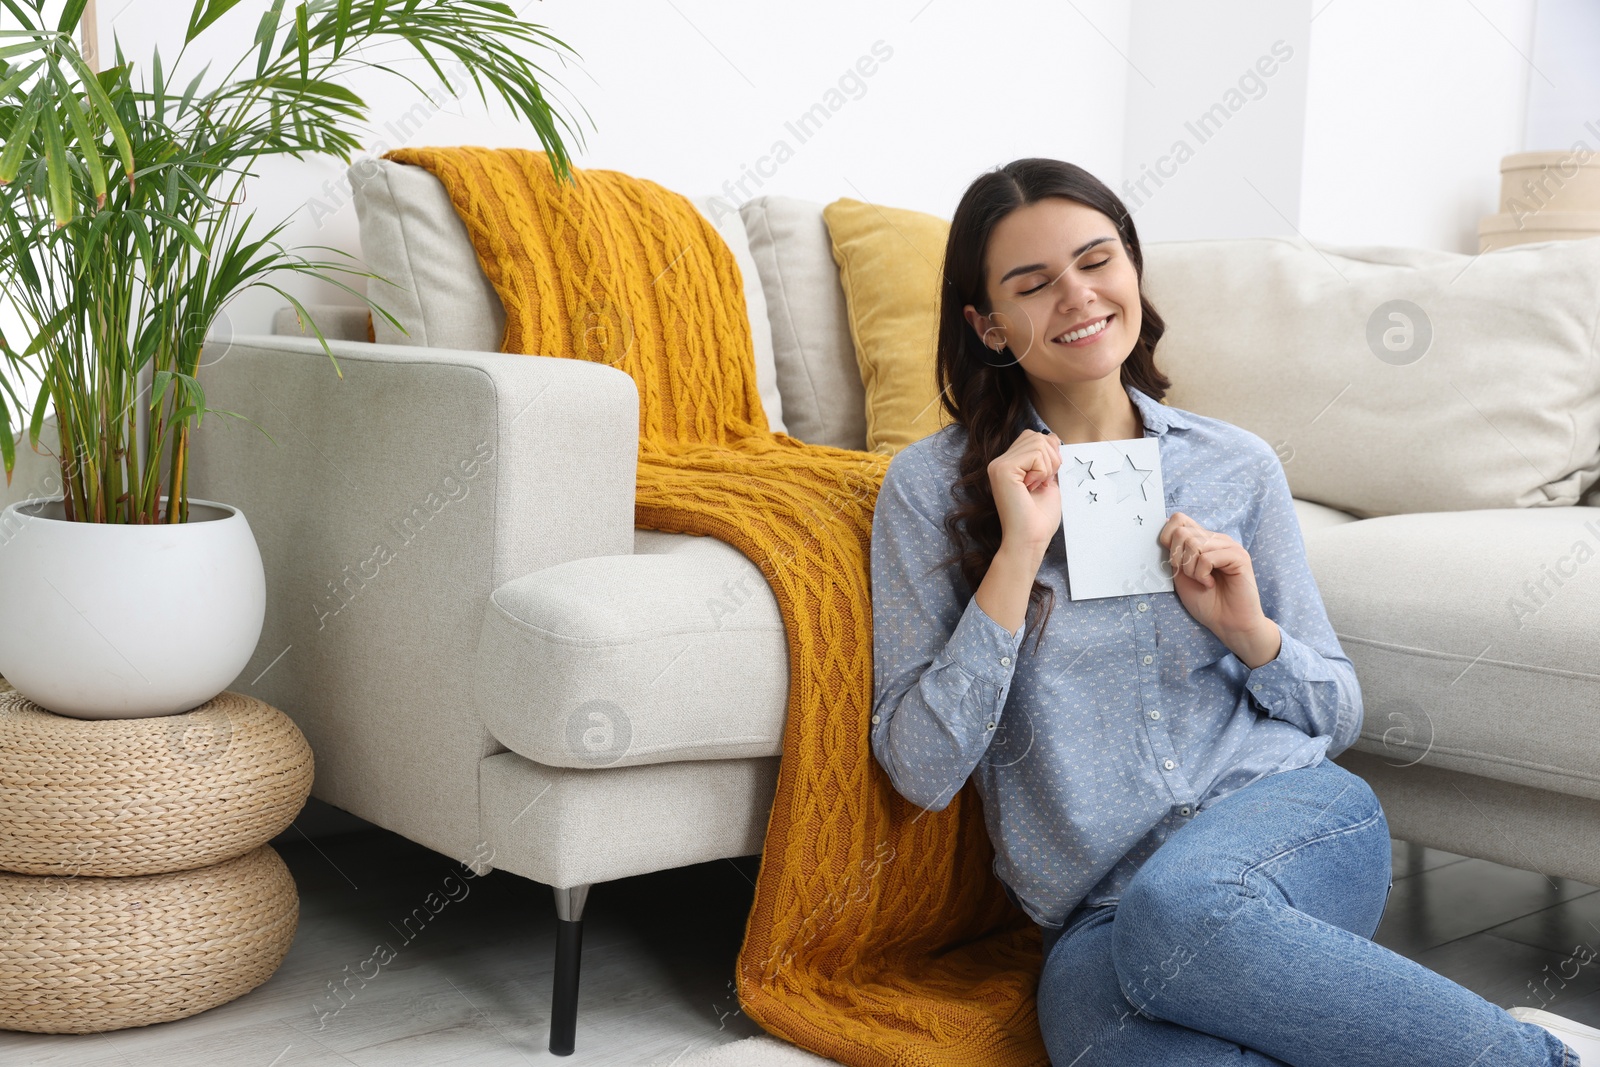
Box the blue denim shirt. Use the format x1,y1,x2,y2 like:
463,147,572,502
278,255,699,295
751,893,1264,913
867,383,1363,930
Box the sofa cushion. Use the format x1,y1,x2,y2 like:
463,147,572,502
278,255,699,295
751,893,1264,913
350,156,507,352
740,195,867,450
1294,498,1362,531
473,530,789,769
350,158,787,433
822,197,955,455
1309,506,1600,800
1142,236,1600,517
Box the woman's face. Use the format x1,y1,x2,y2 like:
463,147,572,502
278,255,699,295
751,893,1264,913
962,197,1142,385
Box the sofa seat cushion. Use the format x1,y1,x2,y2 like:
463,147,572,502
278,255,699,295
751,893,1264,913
1309,506,1600,799
473,531,789,769
1294,497,1362,532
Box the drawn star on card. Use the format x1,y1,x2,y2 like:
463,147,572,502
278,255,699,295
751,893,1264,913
1103,452,1154,503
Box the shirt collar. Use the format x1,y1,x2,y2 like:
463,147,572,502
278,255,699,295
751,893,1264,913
1021,382,1192,439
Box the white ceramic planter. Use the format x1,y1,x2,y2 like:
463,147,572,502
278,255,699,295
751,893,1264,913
0,497,266,719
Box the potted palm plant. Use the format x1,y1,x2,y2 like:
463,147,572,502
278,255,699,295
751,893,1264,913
0,0,585,718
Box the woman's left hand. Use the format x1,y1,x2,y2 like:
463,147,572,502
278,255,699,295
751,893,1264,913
1159,512,1280,665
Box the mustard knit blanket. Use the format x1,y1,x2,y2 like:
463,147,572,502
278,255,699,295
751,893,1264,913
385,146,1048,1066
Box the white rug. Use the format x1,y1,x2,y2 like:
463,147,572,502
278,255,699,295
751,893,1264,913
672,1035,845,1066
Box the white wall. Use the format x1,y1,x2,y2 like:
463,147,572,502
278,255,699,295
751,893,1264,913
1120,0,1312,242
1524,0,1600,151
1117,0,1566,253
1297,0,1539,251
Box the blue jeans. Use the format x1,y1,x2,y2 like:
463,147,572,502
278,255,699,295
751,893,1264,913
1035,757,1576,1066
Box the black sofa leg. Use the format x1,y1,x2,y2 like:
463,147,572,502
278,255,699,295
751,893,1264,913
549,884,590,1055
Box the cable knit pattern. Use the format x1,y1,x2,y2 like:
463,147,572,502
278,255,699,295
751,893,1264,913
384,147,1049,1066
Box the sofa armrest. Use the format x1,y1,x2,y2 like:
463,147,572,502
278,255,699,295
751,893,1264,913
188,333,638,867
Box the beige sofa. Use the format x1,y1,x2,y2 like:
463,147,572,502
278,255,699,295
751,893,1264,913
166,160,1600,1055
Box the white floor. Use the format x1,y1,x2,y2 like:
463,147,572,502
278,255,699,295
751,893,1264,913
1,822,770,1067
3,819,1599,1065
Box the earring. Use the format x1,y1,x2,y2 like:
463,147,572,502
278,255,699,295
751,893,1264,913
983,326,1006,351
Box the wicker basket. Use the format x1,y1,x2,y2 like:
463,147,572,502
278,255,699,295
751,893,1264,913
0,686,313,877
0,845,299,1033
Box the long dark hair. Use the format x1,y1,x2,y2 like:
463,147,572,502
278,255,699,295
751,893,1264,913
934,158,1171,653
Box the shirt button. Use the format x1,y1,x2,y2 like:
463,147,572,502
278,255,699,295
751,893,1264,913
870,714,880,724
1137,603,1149,612
1163,758,1175,770
1148,710,1160,720
1000,656,1010,666
986,721,996,731
1180,806,1191,816
1252,682,1263,692
1142,655,1153,665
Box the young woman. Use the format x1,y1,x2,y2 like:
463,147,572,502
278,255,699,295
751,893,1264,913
867,157,1593,1066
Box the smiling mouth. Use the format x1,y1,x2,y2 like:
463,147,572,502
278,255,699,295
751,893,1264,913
1052,314,1114,345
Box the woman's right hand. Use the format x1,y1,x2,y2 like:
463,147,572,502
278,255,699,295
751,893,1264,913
988,428,1063,557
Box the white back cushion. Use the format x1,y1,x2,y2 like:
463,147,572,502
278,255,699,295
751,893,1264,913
1142,236,1600,516
351,157,507,352
738,195,867,451
349,158,786,434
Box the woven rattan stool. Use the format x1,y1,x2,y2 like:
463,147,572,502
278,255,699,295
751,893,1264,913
0,682,313,1033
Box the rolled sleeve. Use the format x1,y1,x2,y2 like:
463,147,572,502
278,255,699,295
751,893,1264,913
946,594,1028,686
1234,628,1362,755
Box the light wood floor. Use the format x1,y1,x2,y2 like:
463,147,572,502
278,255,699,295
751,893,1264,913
4,814,1600,1066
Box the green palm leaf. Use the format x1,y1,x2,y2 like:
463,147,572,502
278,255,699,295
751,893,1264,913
0,0,590,521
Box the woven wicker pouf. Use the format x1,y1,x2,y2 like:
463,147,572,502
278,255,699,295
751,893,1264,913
0,685,313,877
0,846,299,1033
0,682,313,1033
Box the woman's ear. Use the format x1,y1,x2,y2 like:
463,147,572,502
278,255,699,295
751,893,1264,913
963,304,996,349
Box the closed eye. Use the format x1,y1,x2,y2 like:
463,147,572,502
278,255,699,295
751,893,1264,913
1018,258,1112,295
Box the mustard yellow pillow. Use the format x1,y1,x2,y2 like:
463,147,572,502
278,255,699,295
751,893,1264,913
822,198,954,455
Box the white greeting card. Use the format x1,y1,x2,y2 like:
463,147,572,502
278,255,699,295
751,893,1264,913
1058,438,1172,601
